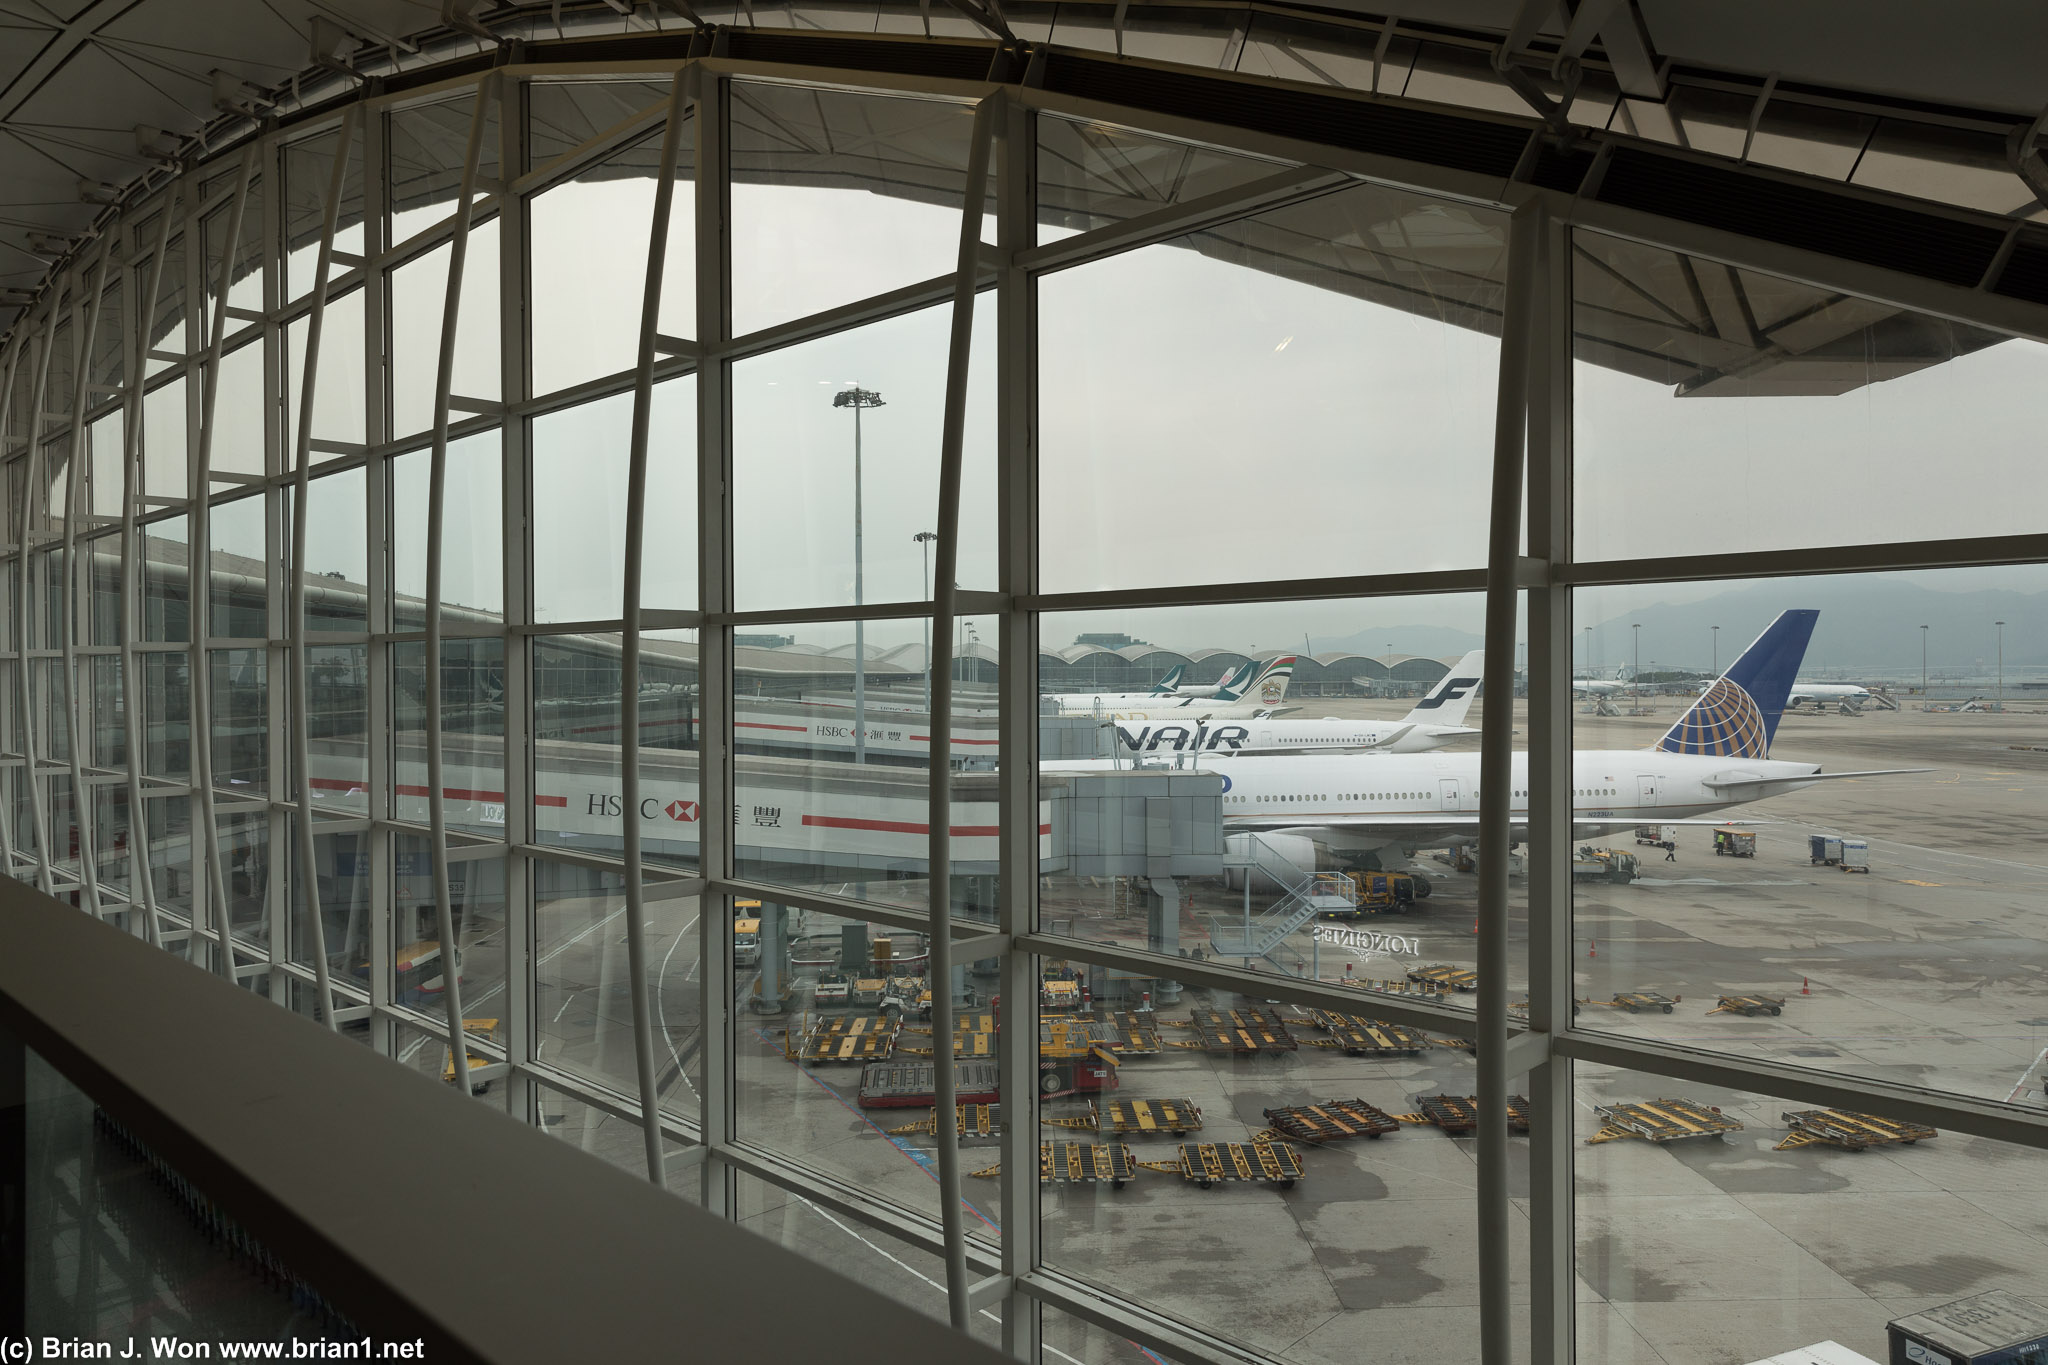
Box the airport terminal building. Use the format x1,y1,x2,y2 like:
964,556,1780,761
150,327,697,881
0,5,2045,1364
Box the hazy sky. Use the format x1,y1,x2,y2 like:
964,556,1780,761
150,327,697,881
267,141,2042,665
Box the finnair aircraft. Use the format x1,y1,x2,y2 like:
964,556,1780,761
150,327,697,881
1045,656,1296,720
1205,611,1921,878
1111,650,1485,757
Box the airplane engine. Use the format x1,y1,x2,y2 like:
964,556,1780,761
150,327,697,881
1222,831,1320,893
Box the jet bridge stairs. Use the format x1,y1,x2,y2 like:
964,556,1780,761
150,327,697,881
1209,832,1357,964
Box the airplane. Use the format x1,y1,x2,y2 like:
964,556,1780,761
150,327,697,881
1044,656,1296,720
1147,663,1187,695
1109,650,1485,757
1166,658,1260,699
1572,676,1628,696
1694,677,1872,710
1201,611,1923,880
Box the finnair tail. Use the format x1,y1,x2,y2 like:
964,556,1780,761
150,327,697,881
1402,650,1484,726
1218,655,1296,706
1148,664,1186,695
1656,610,1818,759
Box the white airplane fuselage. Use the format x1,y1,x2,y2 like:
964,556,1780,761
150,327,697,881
1217,748,1830,850
1114,717,1473,756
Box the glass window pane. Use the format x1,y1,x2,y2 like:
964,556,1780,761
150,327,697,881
730,615,998,917
217,806,268,944
729,84,980,337
201,175,265,326
390,91,498,244
532,864,702,1107
1573,229,2048,560
528,121,695,396
207,494,267,638
211,648,266,794
1039,183,1508,593
142,654,190,782
531,380,696,624
291,824,371,976
391,638,506,840
389,223,501,442
144,234,188,376
1576,1063,2047,1365
731,297,994,612
141,516,189,642
294,468,368,628
285,288,368,455
207,339,267,483
528,80,670,167
532,630,699,870
1036,114,1287,244
142,377,186,501
1042,967,1514,1363
89,276,124,394
1572,567,2048,1109
389,429,502,628
387,832,507,1016
304,643,368,816
87,409,124,519
283,122,365,301
536,1082,702,1195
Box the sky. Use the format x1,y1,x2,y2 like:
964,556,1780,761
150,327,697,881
258,113,2044,667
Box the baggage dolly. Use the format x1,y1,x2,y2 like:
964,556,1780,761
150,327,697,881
1775,1109,1937,1151
1101,1097,1203,1137
1139,1141,1304,1189
1258,1098,1401,1144
1709,994,1785,1017
1305,1011,1431,1056
1397,1094,1533,1135
1586,1098,1743,1144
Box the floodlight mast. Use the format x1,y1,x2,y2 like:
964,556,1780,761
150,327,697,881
914,530,938,716
834,386,885,762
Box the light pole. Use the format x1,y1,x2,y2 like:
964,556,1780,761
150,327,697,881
1711,625,1720,675
1584,625,1593,679
834,386,884,763
1920,624,1928,696
914,530,937,716
1996,620,2006,708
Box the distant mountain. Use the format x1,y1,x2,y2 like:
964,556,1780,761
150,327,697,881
1584,578,2046,680
1309,624,1486,659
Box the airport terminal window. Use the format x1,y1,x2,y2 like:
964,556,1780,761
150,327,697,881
1572,228,2048,562
0,53,2041,1365
1570,566,2048,1109
1037,181,1508,594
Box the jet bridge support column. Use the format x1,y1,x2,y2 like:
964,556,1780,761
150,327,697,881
752,901,789,1016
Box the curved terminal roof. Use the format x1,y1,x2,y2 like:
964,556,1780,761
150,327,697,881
3,0,2046,380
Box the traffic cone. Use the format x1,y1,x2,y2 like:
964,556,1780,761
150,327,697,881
1801,978,1810,995
1588,939,1597,959
1472,920,1479,935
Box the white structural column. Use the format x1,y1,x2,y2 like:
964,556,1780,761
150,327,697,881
0,340,24,882
617,71,693,1184
423,80,494,1090
1475,196,1543,1365
693,65,736,1213
361,107,395,1061
119,202,178,948
59,260,109,919
188,149,258,977
925,91,997,1332
17,324,57,897
287,105,361,1030
1525,207,1575,1365
992,91,1039,1363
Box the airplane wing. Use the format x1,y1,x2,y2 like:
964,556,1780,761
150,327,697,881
1701,768,1928,799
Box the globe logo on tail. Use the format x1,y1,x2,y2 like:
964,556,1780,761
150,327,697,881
1661,678,1769,757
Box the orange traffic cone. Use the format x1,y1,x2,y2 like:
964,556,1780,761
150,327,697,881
1588,939,1597,959
1472,920,1479,935
1802,978,1810,995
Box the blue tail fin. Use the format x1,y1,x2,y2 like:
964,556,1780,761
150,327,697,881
1149,664,1185,695
1656,610,1818,758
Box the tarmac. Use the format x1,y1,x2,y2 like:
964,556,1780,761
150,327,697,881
495,694,2048,1365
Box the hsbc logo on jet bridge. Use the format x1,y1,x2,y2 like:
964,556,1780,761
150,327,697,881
1411,678,1480,711
584,793,700,822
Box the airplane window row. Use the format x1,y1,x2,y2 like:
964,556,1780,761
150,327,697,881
1232,792,1428,803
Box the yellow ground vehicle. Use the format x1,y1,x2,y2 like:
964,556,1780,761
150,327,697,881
442,1017,500,1094
1712,828,1757,858
734,916,762,967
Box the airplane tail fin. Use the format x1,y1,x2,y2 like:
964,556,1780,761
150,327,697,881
1218,655,1296,705
1655,610,1818,758
1402,650,1484,725
1149,664,1185,695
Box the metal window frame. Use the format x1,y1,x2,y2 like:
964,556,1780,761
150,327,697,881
0,44,2040,1365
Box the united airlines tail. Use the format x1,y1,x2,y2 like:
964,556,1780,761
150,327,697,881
1656,610,1818,759
1217,655,1296,706
1402,650,1484,726
1148,664,1186,695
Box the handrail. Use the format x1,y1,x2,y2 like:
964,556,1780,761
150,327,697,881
0,877,1010,1363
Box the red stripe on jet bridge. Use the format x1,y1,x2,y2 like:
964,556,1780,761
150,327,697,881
803,815,1052,837
736,721,810,733
908,735,1001,745
314,776,568,809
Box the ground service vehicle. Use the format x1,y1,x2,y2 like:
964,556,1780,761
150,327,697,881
813,971,851,1007
1713,828,1757,858
734,917,762,967
1838,839,1870,872
1572,848,1639,885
